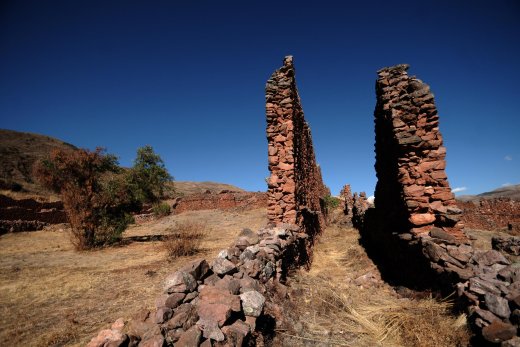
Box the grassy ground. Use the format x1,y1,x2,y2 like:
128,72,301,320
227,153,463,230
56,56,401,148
278,223,471,347
0,208,266,346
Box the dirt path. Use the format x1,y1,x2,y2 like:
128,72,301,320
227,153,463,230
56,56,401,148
278,224,471,347
0,208,266,346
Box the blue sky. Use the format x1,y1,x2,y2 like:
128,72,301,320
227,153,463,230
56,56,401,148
1,0,519,196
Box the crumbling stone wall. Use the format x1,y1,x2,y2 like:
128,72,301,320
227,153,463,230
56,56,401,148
459,198,520,232
374,64,466,241
0,194,67,233
88,223,313,347
172,191,267,214
265,56,327,240
367,65,520,345
339,184,354,219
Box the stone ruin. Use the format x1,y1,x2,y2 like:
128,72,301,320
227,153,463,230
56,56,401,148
0,194,67,234
265,56,328,261
88,56,329,347
361,64,520,345
460,198,520,233
339,184,354,219
88,59,520,346
373,64,465,240
172,191,267,215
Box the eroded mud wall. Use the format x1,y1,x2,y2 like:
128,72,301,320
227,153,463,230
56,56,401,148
265,56,327,239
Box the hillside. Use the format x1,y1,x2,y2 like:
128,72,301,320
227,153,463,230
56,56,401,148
172,181,246,196
0,129,77,195
0,129,248,199
457,184,520,202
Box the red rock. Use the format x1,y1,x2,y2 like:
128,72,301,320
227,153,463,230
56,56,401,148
198,286,241,312
86,329,128,347
176,325,202,347
482,320,517,343
409,213,435,226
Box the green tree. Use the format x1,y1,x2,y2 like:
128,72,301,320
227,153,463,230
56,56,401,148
128,145,173,203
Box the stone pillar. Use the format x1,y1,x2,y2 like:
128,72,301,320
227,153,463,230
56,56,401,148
373,64,466,241
265,56,327,237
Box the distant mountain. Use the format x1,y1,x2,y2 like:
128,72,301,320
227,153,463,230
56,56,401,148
0,129,77,194
457,184,520,202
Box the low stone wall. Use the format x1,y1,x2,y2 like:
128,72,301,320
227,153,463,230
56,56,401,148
0,194,67,233
88,223,313,346
172,192,267,214
459,198,520,232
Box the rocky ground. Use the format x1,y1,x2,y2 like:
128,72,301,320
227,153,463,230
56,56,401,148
0,208,266,346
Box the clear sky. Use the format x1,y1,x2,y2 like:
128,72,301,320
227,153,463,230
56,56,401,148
1,1,519,196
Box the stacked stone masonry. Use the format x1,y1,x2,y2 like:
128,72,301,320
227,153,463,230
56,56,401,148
265,56,327,240
339,184,354,219
371,64,520,345
88,224,314,347
172,191,267,214
459,198,520,233
374,64,466,240
0,194,67,233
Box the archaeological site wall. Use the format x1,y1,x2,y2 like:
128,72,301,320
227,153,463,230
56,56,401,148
88,57,329,347
172,191,267,214
459,198,520,233
0,194,67,233
265,56,327,245
363,64,520,345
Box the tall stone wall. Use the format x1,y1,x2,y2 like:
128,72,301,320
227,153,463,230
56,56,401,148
374,64,466,241
265,56,327,241
366,65,520,345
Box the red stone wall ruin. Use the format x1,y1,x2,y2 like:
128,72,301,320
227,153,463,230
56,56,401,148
373,64,466,241
172,191,267,214
265,56,327,237
0,194,67,233
459,198,520,232
368,65,520,345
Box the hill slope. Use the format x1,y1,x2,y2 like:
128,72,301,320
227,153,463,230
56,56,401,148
0,129,77,194
457,184,520,202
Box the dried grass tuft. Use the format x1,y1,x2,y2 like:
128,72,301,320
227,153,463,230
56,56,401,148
279,225,471,347
163,220,207,259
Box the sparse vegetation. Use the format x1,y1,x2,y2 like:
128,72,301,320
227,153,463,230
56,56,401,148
163,221,207,259
152,202,171,217
280,225,471,347
126,145,173,203
33,147,133,249
323,195,341,210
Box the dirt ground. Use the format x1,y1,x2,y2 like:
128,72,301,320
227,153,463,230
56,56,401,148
0,208,267,347
278,223,471,347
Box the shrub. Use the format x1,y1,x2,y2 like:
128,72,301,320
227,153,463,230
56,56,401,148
127,145,173,204
33,148,133,250
163,221,206,259
152,202,171,217
323,195,341,210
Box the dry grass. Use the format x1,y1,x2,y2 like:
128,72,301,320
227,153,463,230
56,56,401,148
279,225,471,347
0,207,267,346
163,221,207,258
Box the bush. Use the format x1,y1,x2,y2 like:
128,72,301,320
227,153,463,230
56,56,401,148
127,145,173,204
323,195,341,210
152,202,171,217
33,148,133,250
163,221,206,259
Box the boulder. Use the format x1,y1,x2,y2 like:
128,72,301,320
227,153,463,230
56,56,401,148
240,290,265,317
